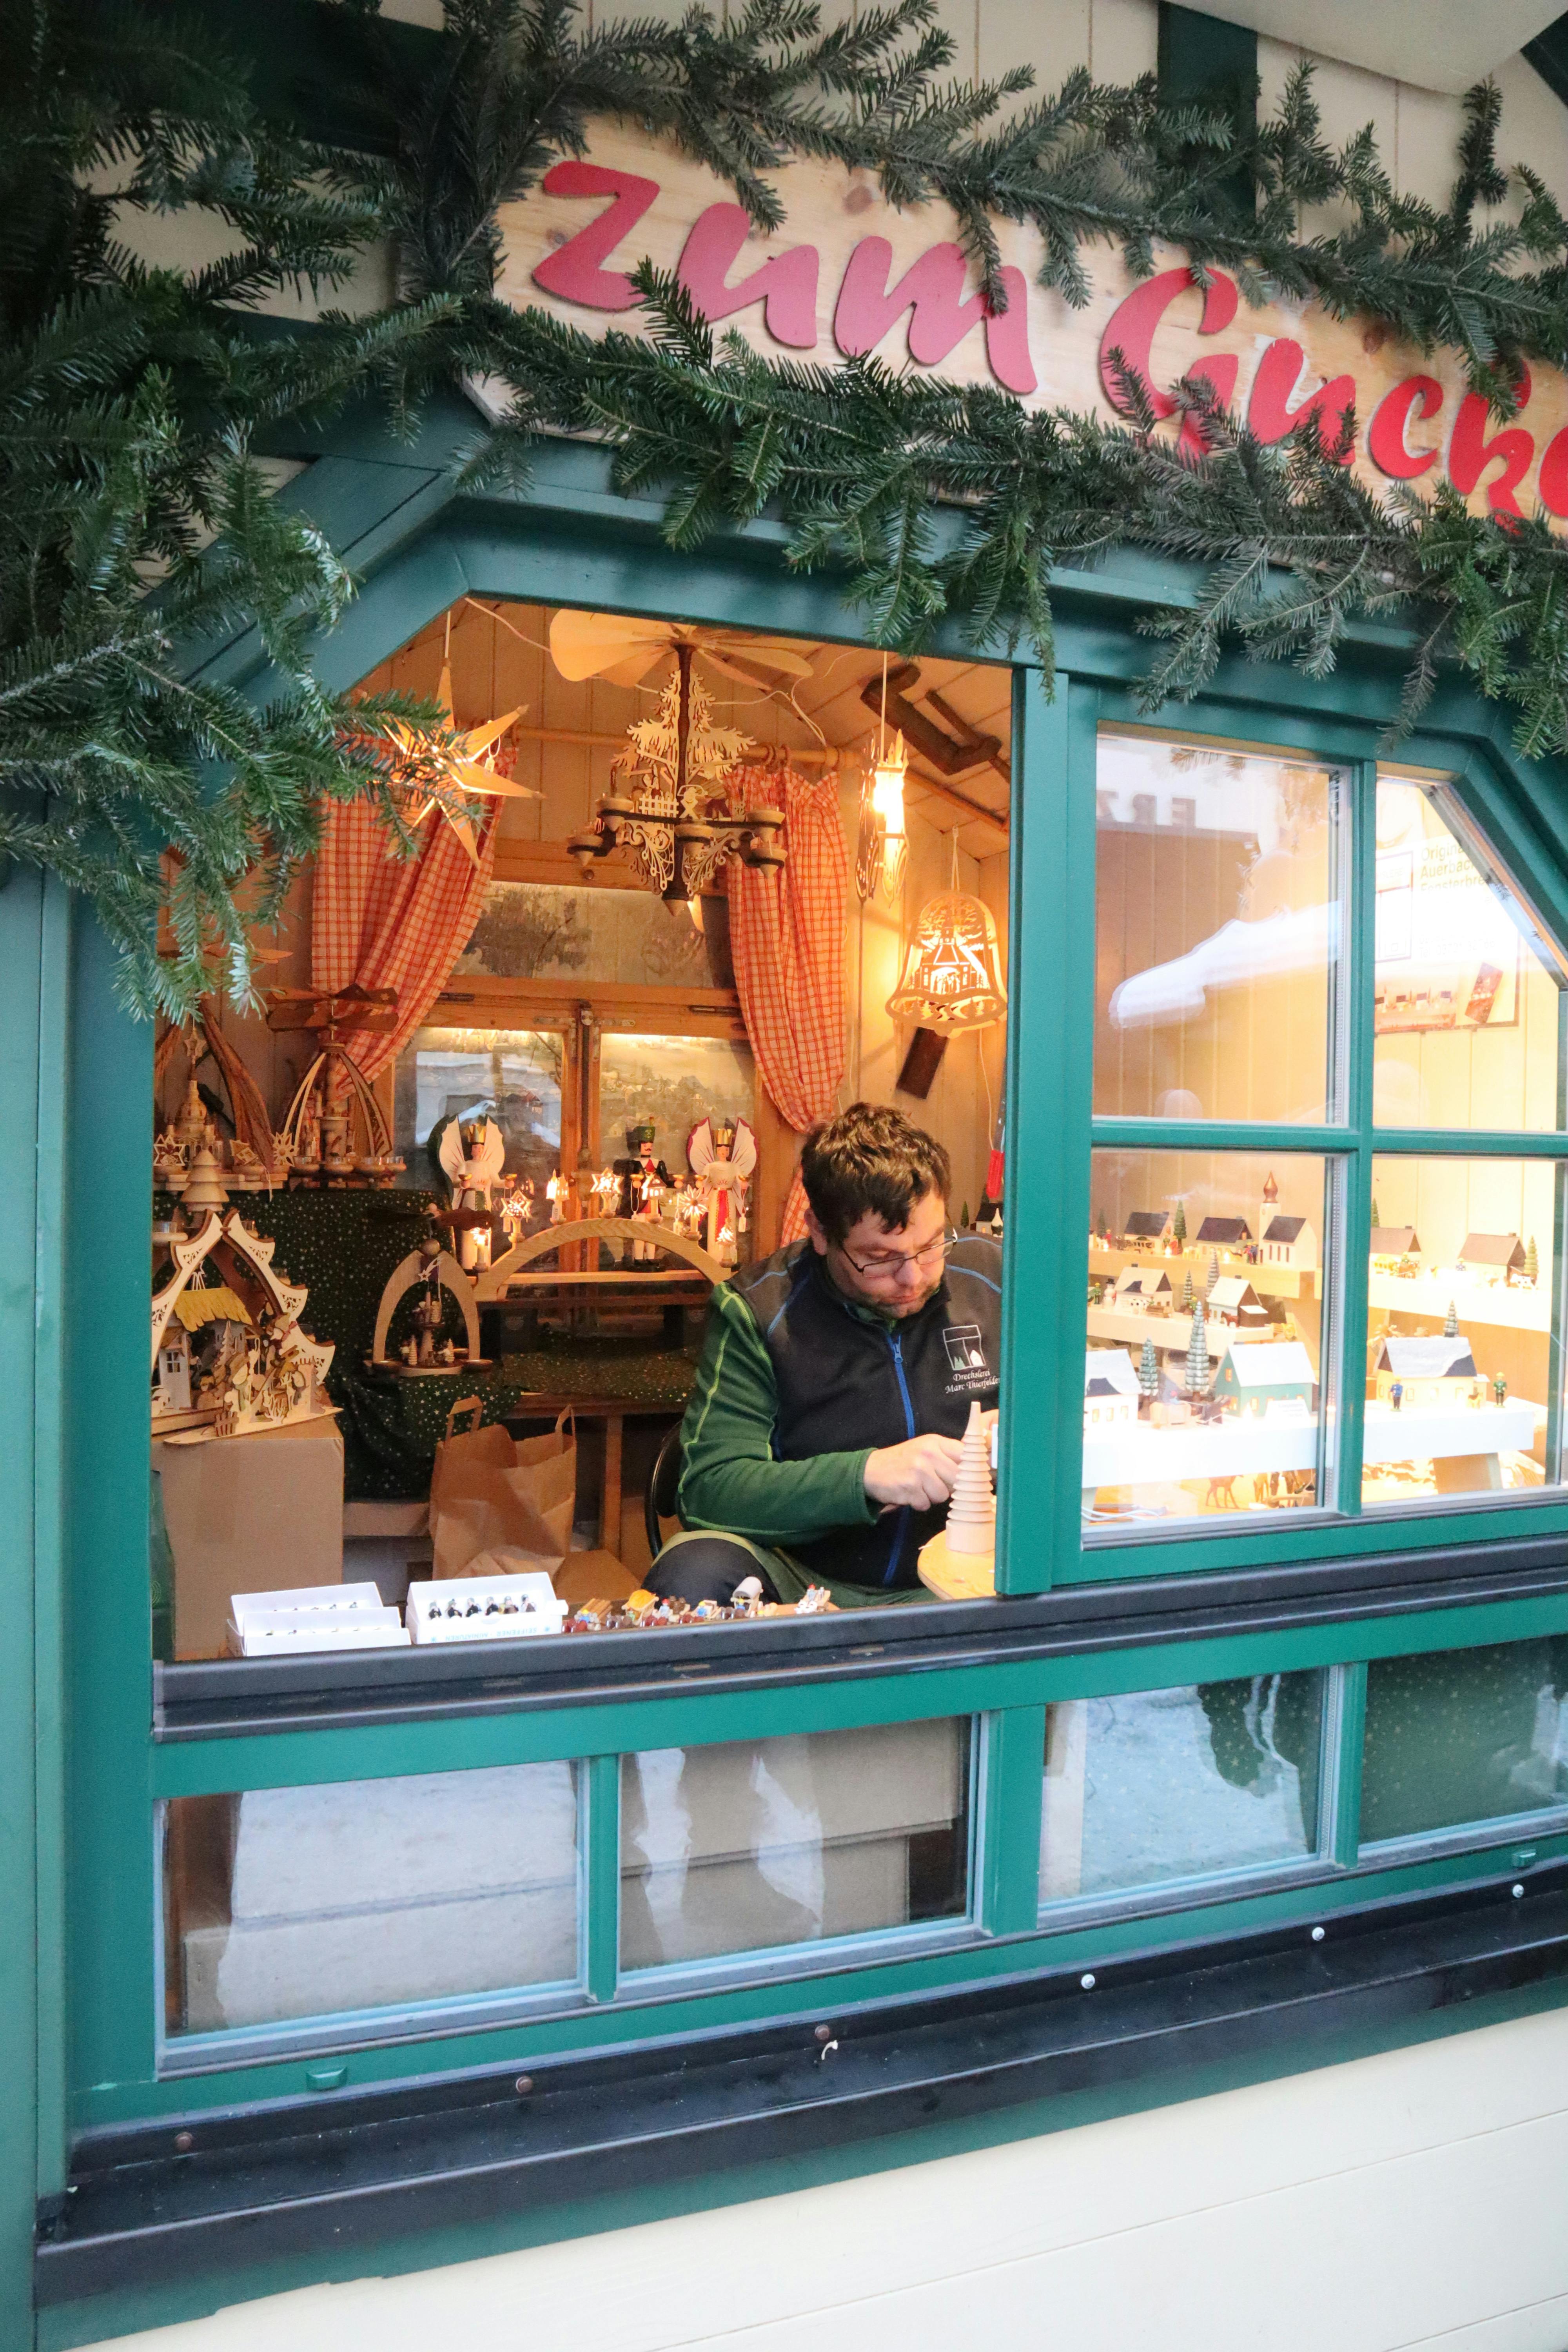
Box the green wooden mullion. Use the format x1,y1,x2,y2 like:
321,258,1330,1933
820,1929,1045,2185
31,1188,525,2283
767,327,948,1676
975,1708,1047,1938
1548,1163,1567,1484
1332,759,1379,1514
996,668,1094,1595
33,877,71,2206
582,1753,621,2004
1328,1662,1368,1867
1368,1130,1568,1159
1090,1120,1352,1153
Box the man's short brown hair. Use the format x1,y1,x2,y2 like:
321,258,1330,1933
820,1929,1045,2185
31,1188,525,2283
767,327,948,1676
800,1103,951,1246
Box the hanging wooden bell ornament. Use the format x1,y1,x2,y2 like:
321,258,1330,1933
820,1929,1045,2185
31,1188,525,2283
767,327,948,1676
887,889,1007,1031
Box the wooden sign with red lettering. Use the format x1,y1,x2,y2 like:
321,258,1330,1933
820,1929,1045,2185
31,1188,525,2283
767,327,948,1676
496,130,1568,521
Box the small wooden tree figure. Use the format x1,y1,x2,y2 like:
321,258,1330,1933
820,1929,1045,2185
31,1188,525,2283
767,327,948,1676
1444,1299,1459,1338
1207,1249,1220,1296
1138,1337,1160,1403
1180,1270,1194,1312
1185,1298,1211,1398
1526,1236,1540,1285
945,1400,996,1556
1370,1196,1382,1229
1171,1198,1187,1249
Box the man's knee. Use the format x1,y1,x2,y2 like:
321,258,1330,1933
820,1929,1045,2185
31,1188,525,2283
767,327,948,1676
646,1537,781,1608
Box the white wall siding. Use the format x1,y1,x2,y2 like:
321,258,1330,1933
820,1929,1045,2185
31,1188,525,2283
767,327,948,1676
74,1999,1568,2352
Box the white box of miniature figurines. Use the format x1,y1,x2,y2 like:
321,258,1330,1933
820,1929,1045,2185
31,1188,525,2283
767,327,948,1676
407,1573,567,1643
227,1582,411,1656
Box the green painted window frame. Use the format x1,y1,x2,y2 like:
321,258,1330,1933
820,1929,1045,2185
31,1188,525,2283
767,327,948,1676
1006,675,1568,1593
46,426,1568,2170
112,1593,1568,2127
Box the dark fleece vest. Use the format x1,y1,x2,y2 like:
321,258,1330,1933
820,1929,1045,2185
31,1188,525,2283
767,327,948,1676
728,1235,1003,1589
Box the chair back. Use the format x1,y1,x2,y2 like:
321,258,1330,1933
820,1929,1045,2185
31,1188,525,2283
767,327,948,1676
644,1421,683,1561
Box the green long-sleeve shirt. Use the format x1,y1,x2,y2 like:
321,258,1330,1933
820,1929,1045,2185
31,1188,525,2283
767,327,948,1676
676,1283,882,1546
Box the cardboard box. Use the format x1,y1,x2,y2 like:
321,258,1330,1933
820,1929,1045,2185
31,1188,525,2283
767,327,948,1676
155,1417,345,1660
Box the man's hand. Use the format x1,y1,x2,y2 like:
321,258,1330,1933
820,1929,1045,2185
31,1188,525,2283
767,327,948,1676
865,1434,964,1510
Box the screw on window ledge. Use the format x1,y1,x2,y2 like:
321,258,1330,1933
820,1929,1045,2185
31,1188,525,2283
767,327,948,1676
1512,1884,1526,1898
813,2024,835,2043
515,2076,534,2096
1080,1973,1096,1990
1311,1926,1325,1943
174,2131,194,2153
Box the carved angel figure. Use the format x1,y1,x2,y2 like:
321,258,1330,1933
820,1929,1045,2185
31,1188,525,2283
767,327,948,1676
686,1116,757,1267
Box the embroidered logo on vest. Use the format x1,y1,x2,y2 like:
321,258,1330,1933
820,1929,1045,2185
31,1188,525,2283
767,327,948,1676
942,1324,991,1391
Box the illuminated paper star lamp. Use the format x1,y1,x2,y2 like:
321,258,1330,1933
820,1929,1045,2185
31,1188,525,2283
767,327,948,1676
386,665,537,863
886,889,1007,1031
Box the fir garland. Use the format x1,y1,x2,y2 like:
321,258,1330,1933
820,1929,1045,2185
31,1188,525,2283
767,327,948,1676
10,0,1568,1006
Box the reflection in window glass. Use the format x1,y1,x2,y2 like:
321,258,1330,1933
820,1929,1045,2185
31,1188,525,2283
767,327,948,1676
1041,1674,1323,1904
1087,1149,1328,1525
1361,1639,1568,1843
1373,779,1564,1133
620,1720,969,1969
163,1763,579,2036
600,1032,755,1252
1095,735,1342,1123
1364,1156,1561,1505
455,880,734,991
394,1026,563,1198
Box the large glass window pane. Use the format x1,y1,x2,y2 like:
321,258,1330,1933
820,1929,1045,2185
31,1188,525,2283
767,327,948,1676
1373,778,1565,1132
1041,1673,1324,1905
599,1031,756,1256
1087,1149,1330,1525
619,1719,969,1970
394,1025,564,1199
163,1762,579,2036
1095,734,1342,1122
1364,1155,1562,1505
1361,1639,1568,1844
456,879,733,989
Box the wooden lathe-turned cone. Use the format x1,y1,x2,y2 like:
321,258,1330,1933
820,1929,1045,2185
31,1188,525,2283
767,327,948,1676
945,1399,996,1555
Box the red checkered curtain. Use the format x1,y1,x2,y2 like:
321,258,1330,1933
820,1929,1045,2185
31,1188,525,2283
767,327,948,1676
726,767,847,1245
310,800,499,1080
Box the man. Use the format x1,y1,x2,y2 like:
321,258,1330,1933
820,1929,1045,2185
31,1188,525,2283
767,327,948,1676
647,1102,1002,1609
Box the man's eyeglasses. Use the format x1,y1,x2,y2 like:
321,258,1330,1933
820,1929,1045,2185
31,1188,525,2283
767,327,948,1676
837,1227,959,1279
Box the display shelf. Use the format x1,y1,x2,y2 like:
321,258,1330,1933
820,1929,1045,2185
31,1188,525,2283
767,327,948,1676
1082,1398,1541,1490
1088,1245,1317,1304
1367,1272,1550,1333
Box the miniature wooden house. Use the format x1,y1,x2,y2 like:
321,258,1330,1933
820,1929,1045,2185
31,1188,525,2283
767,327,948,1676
1457,1233,1526,1281
1114,1265,1174,1309
1260,1214,1318,1271
1371,1336,1481,1408
1207,1277,1270,1331
1196,1215,1252,1252
1121,1209,1172,1249
1370,1225,1421,1272
1083,1349,1141,1429
1210,1338,1317,1416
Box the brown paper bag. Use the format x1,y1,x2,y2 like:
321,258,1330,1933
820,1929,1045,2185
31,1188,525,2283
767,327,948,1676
430,1400,576,1579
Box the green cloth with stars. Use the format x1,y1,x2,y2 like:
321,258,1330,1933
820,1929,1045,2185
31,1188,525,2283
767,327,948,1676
169,1187,698,1499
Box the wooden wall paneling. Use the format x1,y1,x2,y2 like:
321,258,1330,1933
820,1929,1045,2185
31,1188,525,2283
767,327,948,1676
1089,0,1159,82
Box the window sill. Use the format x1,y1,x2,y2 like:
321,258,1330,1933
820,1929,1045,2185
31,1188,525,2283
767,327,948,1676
153,1529,1568,1737
40,1860,1568,2307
